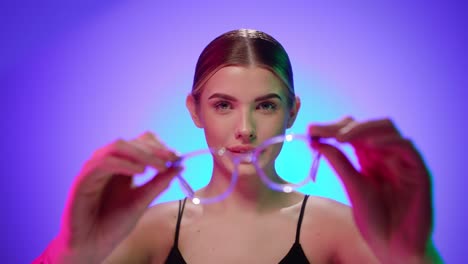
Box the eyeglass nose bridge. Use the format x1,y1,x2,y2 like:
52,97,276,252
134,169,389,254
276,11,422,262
250,134,322,191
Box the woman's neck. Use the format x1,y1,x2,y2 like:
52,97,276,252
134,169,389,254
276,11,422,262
199,164,303,214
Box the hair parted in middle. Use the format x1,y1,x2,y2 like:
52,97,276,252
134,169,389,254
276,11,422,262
191,29,295,108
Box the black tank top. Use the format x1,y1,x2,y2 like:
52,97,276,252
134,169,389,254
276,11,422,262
165,195,311,264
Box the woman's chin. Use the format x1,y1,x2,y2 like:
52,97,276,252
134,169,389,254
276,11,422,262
236,163,260,177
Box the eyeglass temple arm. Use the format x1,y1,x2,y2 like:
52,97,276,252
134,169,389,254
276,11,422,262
167,157,196,196
176,174,195,196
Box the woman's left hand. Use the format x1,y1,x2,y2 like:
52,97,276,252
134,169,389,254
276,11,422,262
309,117,433,263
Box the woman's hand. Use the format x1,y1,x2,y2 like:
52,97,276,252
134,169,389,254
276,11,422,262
309,117,435,263
48,132,181,264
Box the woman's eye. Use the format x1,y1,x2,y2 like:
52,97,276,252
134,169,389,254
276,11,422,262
257,101,277,111
214,101,232,111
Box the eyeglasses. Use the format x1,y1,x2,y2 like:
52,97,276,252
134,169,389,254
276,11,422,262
163,133,322,205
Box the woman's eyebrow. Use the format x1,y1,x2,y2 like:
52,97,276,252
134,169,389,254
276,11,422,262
208,93,237,101
254,93,283,102
207,93,283,102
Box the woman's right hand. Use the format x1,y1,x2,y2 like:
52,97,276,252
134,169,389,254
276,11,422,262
47,132,181,264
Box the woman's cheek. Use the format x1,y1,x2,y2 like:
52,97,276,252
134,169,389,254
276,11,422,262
204,125,231,148
256,117,288,138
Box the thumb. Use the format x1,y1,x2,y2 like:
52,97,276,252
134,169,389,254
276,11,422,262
312,141,368,203
133,166,183,206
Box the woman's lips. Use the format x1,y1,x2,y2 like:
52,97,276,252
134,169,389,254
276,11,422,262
226,145,255,153
226,145,256,163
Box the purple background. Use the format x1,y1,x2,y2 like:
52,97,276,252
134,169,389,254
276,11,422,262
2,1,466,263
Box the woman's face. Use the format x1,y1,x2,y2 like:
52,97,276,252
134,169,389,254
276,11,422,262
187,66,299,176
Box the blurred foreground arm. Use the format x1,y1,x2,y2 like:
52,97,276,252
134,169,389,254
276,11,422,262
32,132,181,264
309,117,443,263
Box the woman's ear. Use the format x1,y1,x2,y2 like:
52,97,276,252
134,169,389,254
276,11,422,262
287,96,301,128
186,94,204,128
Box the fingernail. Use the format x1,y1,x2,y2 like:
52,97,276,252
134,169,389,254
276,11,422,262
310,136,322,141
169,151,181,162
310,140,322,150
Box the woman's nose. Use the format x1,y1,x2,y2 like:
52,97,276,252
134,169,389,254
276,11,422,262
235,111,256,141
235,128,256,141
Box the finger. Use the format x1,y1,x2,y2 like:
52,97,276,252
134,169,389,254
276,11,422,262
354,147,381,179
337,118,401,143
365,137,428,171
311,141,369,202
129,140,178,171
100,139,149,164
357,149,403,188
375,155,417,189
133,138,179,162
355,140,430,191
354,142,410,186
308,116,355,138
102,139,171,172
101,156,146,176
311,142,392,228
135,132,180,162
137,131,166,148
133,166,183,207
75,156,146,196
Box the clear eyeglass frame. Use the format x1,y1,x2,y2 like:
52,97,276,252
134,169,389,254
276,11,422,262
169,134,321,205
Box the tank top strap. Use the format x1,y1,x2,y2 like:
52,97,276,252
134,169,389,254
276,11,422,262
174,197,187,246
295,195,310,243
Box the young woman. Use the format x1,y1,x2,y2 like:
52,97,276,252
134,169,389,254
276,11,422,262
35,29,441,263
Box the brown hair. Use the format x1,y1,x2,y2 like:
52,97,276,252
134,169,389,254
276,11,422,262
191,29,295,108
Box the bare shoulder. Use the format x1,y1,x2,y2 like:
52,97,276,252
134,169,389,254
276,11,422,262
301,196,355,241
141,199,183,227
306,195,350,210
103,199,192,263
134,199,204,251
302,196,379,263
304,195,353,224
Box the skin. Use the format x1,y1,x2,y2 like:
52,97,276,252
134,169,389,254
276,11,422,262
103,66,377,263
37,66,439,264
187,66,301,206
